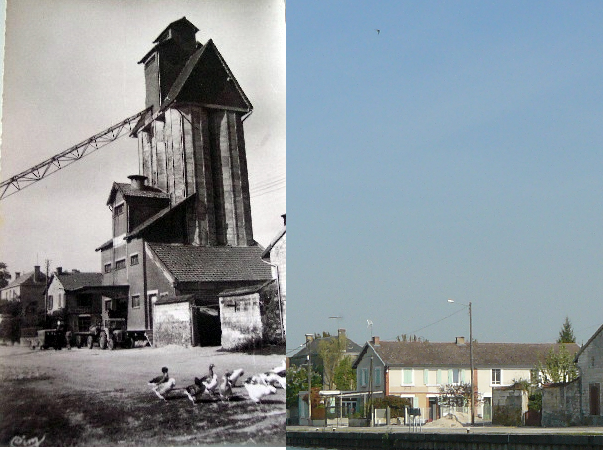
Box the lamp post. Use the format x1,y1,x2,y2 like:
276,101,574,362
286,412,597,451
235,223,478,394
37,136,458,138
448,299,475,425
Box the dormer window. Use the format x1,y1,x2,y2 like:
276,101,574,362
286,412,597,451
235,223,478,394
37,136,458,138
114,203,124,217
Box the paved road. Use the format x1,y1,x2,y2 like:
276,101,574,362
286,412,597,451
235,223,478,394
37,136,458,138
288,425,603,435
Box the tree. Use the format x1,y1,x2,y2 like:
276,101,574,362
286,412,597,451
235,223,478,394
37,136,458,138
537,344,579,384
286,364,321,409
438,383,473,408
557,316,576,343
333,355,356,391
318,333,346,389
0,262,11,289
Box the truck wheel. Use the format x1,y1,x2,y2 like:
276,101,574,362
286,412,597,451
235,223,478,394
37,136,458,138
99,332,107,349
124,337,133,349
87,336,94,349
108,338,115,350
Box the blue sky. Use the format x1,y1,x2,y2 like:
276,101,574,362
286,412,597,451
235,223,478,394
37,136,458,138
287,0,602,353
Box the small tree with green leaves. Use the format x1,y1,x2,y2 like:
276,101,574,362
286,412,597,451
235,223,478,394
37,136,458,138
318,333,347,389
333,355,356,391
557,316,576,343
286,364,321,409
537,344,579,384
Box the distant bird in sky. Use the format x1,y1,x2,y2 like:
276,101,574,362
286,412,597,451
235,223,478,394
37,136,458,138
376,29,380,35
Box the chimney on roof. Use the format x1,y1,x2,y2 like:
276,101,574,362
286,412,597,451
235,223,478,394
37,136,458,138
15,272,20,279
128,175,147,190
34,266,41,282
56,267,63,275
281,214,286,226
455,337,465,345
305,333,314,344
372,336,380,346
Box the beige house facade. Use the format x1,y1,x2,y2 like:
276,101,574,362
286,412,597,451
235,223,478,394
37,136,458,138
353,337,579,421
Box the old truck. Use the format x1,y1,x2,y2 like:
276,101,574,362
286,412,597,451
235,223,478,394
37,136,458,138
35,328,65,350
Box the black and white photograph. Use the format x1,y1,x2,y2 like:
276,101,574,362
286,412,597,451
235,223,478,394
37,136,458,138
0,0,285,446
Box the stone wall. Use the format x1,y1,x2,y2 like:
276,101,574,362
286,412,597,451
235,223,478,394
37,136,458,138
542,379,582,427
153,302,191,347
576,327,603,424
492,386,528,426
219,293,262,350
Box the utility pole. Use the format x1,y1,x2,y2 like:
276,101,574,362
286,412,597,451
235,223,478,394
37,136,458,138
369,355,374,426
44,259,50,327
469,301,475,426
307,337,312,423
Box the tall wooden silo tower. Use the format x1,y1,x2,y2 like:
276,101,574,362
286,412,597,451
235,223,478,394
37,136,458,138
132,17,255,247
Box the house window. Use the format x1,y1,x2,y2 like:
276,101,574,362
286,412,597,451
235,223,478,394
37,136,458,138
436,369,442,385
105,300,112,312
452,369,460,384
115,259,126,270
130,254,139,266
491,369,502,385
131,295,140,309
361,368,369,386
402,369,413,385
47,295,53,310
114,203,124,217
375,368,381,386
104,263,111,273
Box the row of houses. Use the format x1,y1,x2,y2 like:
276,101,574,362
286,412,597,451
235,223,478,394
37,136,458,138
290,326,602,427
0,18,286,350
0,210,285,350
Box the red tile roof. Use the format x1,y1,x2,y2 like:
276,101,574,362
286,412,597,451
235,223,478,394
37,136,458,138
147,243,272,283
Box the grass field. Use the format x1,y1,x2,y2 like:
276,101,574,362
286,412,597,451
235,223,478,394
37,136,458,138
0,344,285,446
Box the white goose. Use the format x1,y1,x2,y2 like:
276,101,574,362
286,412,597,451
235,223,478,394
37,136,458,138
244,376,277,403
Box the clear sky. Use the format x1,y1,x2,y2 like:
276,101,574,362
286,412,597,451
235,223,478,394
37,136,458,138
0,0,285,273
287,0,602,354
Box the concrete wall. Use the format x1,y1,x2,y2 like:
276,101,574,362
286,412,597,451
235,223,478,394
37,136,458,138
219,292,262,350
577,327,603,424
153,301,191,347
287,430,603,450
270,232,286,331
542,379,582,427
492,387,528,426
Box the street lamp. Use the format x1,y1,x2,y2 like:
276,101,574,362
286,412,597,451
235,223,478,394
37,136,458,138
448,299,475,426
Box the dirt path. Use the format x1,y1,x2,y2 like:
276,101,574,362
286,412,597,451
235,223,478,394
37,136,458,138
0,344,285,446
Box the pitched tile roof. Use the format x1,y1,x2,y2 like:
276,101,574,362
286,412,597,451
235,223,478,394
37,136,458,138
56,272,103,291
3,270,47,289
107,182,169,205
147,243,272,283
291,336,363,361
360,341,581,369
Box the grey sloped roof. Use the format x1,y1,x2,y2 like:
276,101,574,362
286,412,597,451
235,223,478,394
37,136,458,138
364,341,581,368
56,272,103,291
107,182,169,206
291,336,363,361
147,243,271,283
3,271,47,289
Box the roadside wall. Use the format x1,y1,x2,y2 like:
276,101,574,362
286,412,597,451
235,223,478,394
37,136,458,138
492,386,527,426
153,301,191,347
219,293,262,350
542,379,581,427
